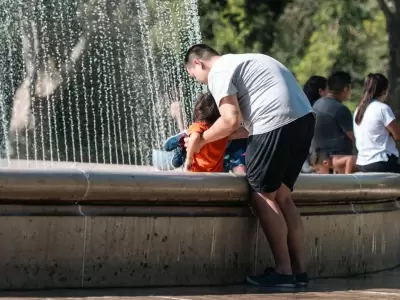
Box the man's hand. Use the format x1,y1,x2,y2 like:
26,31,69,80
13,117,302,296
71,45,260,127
184,136,204,153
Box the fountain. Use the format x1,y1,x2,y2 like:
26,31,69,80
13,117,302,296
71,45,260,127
0,0,399,291
0,0,202,164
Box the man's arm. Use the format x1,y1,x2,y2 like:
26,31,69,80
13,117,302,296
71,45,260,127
202,94,241,144
229,126,248,140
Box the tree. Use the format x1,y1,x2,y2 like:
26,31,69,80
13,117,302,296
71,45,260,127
198,0,282,53
377,0,400,117
271,0,387,108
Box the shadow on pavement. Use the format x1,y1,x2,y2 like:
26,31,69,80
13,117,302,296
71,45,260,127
0,268,399,299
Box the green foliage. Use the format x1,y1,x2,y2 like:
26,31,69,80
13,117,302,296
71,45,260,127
198,0,390,110
272,0,386,86
198,0,278,53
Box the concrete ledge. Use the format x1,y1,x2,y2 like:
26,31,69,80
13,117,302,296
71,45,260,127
0,160,399,289
1,160,400,203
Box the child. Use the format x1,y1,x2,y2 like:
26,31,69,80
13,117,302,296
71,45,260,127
308,148,356,174
184,93,228,172
164,97,246,173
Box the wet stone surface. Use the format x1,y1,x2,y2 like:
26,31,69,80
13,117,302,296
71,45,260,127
1,268,399,299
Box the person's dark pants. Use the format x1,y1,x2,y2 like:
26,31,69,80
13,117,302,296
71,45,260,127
357,154,400,173
223,139,247,172
246,113,315,193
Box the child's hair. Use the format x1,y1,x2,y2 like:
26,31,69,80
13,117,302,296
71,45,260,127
192,93,220,124
308,148,330,166
354,73,389,125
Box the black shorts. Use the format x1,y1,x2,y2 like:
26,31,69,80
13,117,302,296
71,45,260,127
357,154,400,173
246,113,315,193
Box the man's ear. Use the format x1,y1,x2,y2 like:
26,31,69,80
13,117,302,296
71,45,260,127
193,58,203,69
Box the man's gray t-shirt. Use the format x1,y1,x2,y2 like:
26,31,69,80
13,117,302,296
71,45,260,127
207,53,312,136
311,97,353,155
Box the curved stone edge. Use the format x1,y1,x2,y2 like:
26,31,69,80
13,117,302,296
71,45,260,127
0,162,400,202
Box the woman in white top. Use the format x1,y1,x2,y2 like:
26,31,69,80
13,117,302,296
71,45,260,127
354,73,400,173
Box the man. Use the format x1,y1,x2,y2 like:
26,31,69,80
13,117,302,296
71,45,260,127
311,71,354,156
184,44,314,288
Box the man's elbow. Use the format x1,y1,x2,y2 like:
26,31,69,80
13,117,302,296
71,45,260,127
224,116,241,130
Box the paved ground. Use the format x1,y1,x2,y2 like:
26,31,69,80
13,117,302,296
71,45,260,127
1,268,400,300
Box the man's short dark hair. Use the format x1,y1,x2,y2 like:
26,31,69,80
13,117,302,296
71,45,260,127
327,71,352,92
184,44,220,65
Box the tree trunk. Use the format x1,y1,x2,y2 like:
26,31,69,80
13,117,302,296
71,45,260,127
386,19,400,118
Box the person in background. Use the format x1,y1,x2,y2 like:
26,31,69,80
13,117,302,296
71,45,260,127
164,101,188,168
170,101,185,132
301,75,328,173
308,148,356,174
311,71,354,156
303,76,328,106
183,93,228,172
151,97,186,170
354,73,400,173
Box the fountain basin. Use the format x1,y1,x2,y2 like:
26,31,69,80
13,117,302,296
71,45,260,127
0,160,399,289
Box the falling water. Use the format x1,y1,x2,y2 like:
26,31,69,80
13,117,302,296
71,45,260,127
0,0,202,166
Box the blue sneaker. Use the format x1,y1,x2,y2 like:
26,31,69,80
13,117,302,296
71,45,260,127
171,147,186,168
164,131,187,152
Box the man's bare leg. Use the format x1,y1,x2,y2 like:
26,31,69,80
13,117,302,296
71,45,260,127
251,190,292,275
275,184,306,274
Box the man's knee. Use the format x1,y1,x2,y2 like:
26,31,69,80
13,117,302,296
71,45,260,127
250,190,273,207
275,183,292,204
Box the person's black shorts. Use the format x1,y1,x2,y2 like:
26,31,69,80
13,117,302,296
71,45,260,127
246,113,315,193
357,154,400,173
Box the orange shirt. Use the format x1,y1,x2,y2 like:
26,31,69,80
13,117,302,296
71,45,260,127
187,122,229,172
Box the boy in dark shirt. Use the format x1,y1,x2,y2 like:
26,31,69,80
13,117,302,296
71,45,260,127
311,71,355,155
308,148,356,174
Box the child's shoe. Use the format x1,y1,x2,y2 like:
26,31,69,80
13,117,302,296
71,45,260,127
164,131,187,152
171,147,186,168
